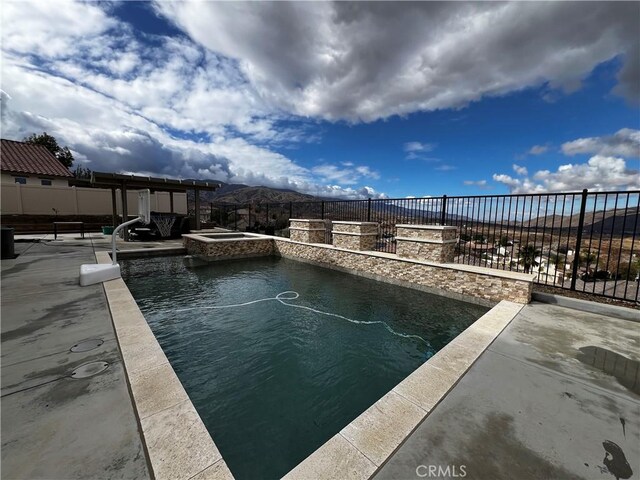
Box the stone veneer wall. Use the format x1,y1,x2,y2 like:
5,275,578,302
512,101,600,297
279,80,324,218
396,225,458,263
332,221,378,251
289,219,326,244
183,235,274,260
273,238,532,305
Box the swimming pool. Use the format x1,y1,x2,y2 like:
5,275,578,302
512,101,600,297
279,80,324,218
121,256,488,479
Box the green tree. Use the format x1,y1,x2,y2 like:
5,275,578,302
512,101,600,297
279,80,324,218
549,253,566,270
615,258,640,280
23,132,74,168
517,245,541,273
579,250,598,272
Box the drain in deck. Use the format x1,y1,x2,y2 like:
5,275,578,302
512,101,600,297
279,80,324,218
70,339,104,353
70,362,109,379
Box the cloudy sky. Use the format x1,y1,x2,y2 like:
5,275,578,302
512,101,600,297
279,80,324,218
1,1,639,198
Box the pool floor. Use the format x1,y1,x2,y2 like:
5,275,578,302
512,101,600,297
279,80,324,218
121,256,488,479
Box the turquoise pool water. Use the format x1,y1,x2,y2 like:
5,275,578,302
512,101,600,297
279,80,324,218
121,256,488,479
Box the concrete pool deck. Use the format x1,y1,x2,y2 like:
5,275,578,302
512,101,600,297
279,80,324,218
374,302,640,480
1,234,153,479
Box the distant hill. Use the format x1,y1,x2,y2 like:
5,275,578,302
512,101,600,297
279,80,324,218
525,209,638,235
187,181,317,205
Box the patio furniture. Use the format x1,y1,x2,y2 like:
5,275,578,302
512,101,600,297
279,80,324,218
53,221,84,240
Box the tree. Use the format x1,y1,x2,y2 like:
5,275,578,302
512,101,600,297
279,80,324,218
517,245,541,274
23,132,74,168
73,165,92,179
549,253,566,270
579,250,598,272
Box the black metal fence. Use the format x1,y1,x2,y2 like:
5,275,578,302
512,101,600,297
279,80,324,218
202,189,639,303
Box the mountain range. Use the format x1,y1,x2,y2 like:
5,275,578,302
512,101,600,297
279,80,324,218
187,181,317,204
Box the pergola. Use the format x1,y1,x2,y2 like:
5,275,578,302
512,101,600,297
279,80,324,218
88,172,220,240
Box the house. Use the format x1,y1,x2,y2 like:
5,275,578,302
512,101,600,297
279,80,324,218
1,139,73,186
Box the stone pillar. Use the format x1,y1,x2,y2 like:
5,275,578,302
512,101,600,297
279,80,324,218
289,219,326,243
396,224,458,263
332,221,378,251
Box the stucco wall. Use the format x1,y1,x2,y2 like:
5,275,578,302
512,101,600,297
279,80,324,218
1,173,68,186
1,183,187,215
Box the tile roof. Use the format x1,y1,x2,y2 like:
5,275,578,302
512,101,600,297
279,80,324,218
1,139,73,178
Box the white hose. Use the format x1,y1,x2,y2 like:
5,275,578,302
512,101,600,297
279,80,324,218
175,291,428,344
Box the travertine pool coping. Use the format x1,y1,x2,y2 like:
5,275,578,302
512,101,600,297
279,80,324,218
97,246,525,480
183,232,272,243
95,250,235,480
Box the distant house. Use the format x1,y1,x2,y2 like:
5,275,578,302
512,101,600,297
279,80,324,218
1,139,73,186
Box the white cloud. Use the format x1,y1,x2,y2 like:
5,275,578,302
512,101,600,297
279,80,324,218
494,155,640,193
527,145,549,155
0,1,382,199
513,164,528,176
156,1,639,121
435,165,457,171
311,163,379,185
3,1,639,200
462,180,491,189
404,141,435,153
561,128,640,158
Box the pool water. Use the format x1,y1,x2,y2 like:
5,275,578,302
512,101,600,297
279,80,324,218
121,256,488,479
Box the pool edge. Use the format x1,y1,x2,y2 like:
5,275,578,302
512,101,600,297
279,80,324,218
282,300,524,480
95,250,235,480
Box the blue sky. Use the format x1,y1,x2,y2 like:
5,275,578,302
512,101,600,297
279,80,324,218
1,1,639,198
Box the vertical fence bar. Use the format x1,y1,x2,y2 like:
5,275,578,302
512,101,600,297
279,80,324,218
440,195,447,225
612,194,630,299
570,189,589,291
623,195,639,301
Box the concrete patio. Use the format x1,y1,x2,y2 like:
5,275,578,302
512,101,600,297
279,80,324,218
0,233,182,479
375,302,639,480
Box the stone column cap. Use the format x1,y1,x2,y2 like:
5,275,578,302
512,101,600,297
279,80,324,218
332,221,378,225
396,224,458,230
289,218,325,222
331,231,378,236
395,236,457,244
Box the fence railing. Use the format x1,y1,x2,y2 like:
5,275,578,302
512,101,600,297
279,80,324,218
202,189,639,303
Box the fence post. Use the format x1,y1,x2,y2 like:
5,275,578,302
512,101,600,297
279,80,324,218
440,195,447,225
570,189,589,291
367,198,372,222
210,202,213,222
321,201,324,219
235,205,238,231
289,201,293,219
266,203,269,225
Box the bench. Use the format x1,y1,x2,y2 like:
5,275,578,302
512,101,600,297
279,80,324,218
53,221,85,240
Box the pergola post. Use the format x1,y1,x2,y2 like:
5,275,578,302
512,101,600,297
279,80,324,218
170,192,174,213
111,187,118,227
194,188,201,230
120,181,129,241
